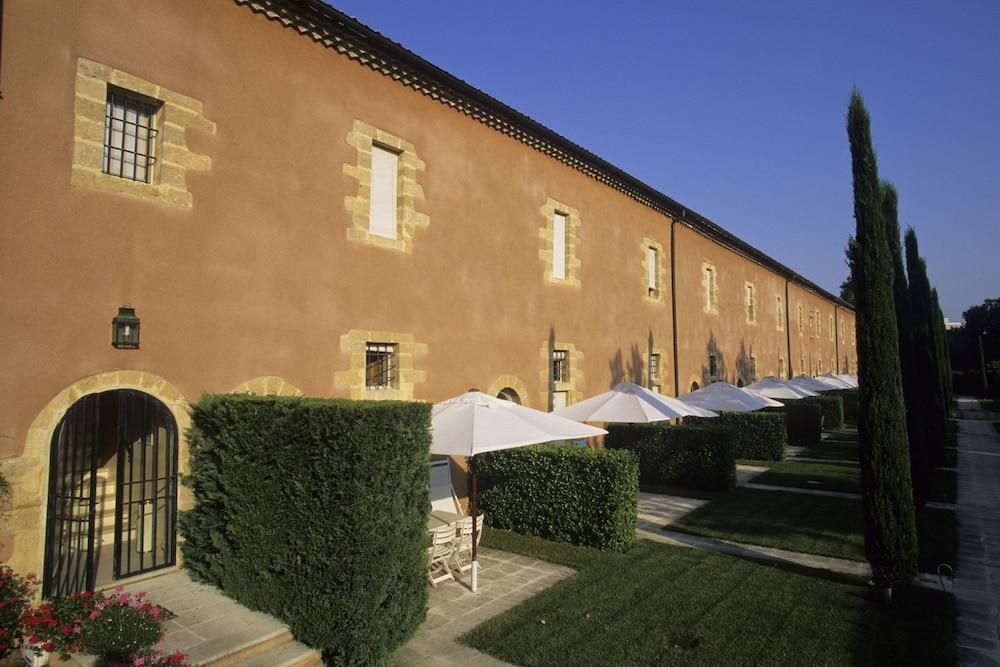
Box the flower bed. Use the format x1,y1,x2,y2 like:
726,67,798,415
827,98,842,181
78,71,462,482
22,587,191,666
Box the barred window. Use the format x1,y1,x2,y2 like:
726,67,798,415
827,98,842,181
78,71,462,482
365,342,397,389
649,353,661,381
552,349,569,383
104,87,160,183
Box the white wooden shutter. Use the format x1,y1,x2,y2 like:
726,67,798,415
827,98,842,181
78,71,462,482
647,247,657,290
370,145,398,239
552,213,567,279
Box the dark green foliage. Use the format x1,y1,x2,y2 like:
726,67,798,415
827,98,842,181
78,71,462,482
606,423,737,491
836,389,860,424
476,445,638,551
784,402,823,443
906,230,948,467
881,183,929,507
846,89,919,587
801,394,845,430
932,289,954,407
179,395,431,666
686,412,787,460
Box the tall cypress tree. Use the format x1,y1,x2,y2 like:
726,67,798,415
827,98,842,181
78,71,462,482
881,183,928,506
905,230,948,464
847,90,918,589
931,288,953,408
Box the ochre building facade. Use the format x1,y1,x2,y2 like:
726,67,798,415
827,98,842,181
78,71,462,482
0,0,856,592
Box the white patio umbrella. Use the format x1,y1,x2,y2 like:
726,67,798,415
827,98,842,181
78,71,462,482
679,381,784,412
430,391,606,591
552,382,718,423
744,376,818,400
833,373,859,388
791,374,838,393
818,373,854,389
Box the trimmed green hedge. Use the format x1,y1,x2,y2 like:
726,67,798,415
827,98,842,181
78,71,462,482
476,445,638,551
835,389,859,424
802,395,845,430
686,412,787,461
785,402,824,443
179,395,431,666
606,423,736,491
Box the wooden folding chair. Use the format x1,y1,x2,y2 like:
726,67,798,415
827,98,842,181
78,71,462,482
449,513,486,574
427,524,457,587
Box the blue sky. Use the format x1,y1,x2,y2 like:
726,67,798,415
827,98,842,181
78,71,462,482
329,0,999,320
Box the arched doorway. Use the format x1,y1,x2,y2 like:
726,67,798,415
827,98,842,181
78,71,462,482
496,387,522,404
690,381,700,392
43,390,178,598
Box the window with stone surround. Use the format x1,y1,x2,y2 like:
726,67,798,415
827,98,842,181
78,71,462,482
71,58,214,208
749,355,758,382
797,305,804,335
703,263,718,314
829,314,835,341
708,354,719,381
539,199,581,286
344,120,428,253
776,295,785,331
778,356,786,378
840,317,845,343
647,247,659,297
745,282,757,324
649,353,661,384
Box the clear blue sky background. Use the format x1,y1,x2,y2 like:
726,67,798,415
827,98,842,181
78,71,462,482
329,0,999,320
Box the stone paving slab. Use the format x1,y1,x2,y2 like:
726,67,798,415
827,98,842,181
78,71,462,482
739,481,862,500
393,547,575,666
953,399,1000,666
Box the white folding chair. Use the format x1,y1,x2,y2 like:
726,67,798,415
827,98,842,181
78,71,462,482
449,513,486,574
427,524,457,587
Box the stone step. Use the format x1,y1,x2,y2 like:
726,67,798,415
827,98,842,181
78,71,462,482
235,640,322,667
202,628,294,667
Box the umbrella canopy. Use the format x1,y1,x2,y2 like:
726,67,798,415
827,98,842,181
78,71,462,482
818,373,854,389
679,381,784,412
431,391,606,456
833,373,859,388
745,376,818,400
552,382,718,423
790,374,838,393
430,391,606,592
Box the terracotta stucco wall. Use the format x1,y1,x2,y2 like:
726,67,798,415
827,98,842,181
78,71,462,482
673,224,791,392
787,282,842,377
0,0,677,461
0,0,856,569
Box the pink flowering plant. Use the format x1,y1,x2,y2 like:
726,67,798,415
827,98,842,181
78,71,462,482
0,566,37,658
22,587,195,665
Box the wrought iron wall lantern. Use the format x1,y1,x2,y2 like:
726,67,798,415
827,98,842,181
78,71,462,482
112,306,140,349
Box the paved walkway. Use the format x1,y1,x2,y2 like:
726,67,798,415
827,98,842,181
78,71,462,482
953,399,1000,666
393,548,575,666
739,481,862,500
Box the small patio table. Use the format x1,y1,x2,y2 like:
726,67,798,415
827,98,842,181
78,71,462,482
427,511,464,530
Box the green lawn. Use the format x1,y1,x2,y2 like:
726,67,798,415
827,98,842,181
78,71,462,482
747,460,860,494
464,529,955,666
663,486,956,574
792,439,859,462
667,487,867,561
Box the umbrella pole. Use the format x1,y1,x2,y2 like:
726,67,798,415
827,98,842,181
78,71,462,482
471,468,478,592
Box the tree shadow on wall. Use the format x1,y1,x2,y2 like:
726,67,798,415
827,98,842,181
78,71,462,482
608,344,645,388
698,332,727,388
734,338,754,387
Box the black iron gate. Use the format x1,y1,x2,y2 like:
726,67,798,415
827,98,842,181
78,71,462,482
43,390,178,598
113,390,178,580
42,393,101,598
